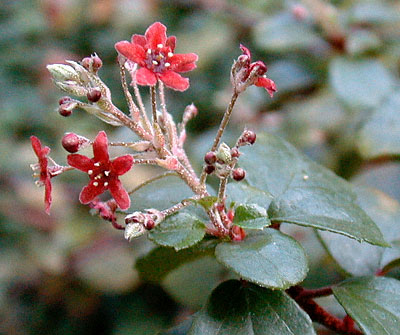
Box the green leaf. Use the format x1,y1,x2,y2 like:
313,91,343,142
149,212,206,250
347,2,400,25
215,230,308,289
357,91,400,158
226,182,273,209
318,186,400,276
188,196,218,211
128,175,194,212
329,58,394,110
189,280,316,335
233,204,271,229
136,239,218,282
346,30,381,56
381,240,400,274
253,13,323,53
239,132,388,246
333,276,400,335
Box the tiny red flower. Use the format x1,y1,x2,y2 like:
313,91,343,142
67,131,133,210
30,136,52,214
239,44,277,97
115,22,198,92
89,198,123,230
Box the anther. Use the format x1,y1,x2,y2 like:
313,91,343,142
88,170,93,175
93,182,99,186
167,52,173,57
165,62,170,67
104,171,110,176
157,44,163,48
94,162,100,167
147,49,152,54
152,60,158,65
104,182,108,187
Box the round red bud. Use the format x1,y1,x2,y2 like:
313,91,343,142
239,130,256,146
144,219,155,230
81,57,91,70
59,107,72,117
205,165,215,174
87,88,102,103
230,225,246,241
91,54,103,72
204,151,217,165
59,96,72,105
231,147,240,158
232,168,246,181
62,132,89,153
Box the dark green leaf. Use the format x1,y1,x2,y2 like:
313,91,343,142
188,196,218,211
136,239,218,282
329,58,394,110
333,276,400,335
149,212,206,250
159,318,193,335
226,182,273,209
215,230,308,289
189,280,316,335
239,132,388,246
233,204,271,229
358,91,400,158
318,186,400,276
347,2,400,25
381,241,400,273
346,30,381,56
128,175,194,212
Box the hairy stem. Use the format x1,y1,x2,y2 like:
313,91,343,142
150,85,158,125
118,61,140,121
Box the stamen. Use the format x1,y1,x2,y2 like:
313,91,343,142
35,180,41,187
165,62,170,67
152,60,158,65
95,174,102,179
30,163,39,171
104,182,109,187
157,44,163,48
167,52,173,57
93,181,99,186
147,49,152,54
88,170,93,175
94,162,100,167
104,171,110,176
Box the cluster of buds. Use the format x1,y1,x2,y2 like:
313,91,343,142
124,209,165,241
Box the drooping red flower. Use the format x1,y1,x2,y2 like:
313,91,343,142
30,136,52,214
238,44,277,97
115,22,198,92
67,131,133,210
89,198,123,230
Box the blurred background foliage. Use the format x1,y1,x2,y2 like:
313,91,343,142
0,0,400,334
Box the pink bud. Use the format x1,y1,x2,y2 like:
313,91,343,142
82,54,103,73
238,130,256,146
59,96,72,105
87,88,102,103
230,147,240,158
204,151,217,165
205,165,215,174
59,107,72,117
232,168,246,181
62,133,89,153
230,225,246,241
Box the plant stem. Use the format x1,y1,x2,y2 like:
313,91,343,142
200,91,239,185
162,195,202,216
150,85,158,125
132,78,152,134
217,176,228,204
118,61,140,121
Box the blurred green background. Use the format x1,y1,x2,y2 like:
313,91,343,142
1,0,400,334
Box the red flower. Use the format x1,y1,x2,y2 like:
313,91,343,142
30,136,52,214
89,198,123,230
238,44,277,97
67,131,133,210
115,22,198,92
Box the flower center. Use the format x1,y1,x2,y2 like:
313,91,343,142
145,46,173,73
88,161,112,188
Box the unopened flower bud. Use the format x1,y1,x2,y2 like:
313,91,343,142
156,156,179,170
144,218,155,230
125,211,145,224
82,53,103,73
230,147,240,158
232,168,246,181
205,165,215,174
230,225,246,241
204,151,217,165
250,61,267,76
59,107,72,117
238,130,257,146
216,143,232,164
87,88,102,103
182,103,198,124
62,132,90,153
58,100,78,117
124,222,146,241
59,96,72,105
47,64,79,82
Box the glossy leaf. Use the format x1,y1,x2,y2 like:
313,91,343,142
329,58,394,110
318,186,400,276
189,280,316,335
226,182,273,209
333,276,400,335
358,91,400,158
233,204,271,229
136,239,218,282
149,211,206,250
239,132,388,246
215,230,308,289
188,196,218,211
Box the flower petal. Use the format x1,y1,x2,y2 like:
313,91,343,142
166,36,176,52
115,41,146,65
44,177,52,215
145,22,167,50
255,77,277,98
79,180,107,204
111,155,134,176
67,154,93,172
169,53,198,73
30,136,42,157
240,44,252,58
131,34,146,47
158,70,190,91
93,131,109,163
108,179,130,210
135,67,157,86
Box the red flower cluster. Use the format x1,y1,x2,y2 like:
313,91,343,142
67,131,133,210
238,44,277,97
115,22,198,91
30,136,53,214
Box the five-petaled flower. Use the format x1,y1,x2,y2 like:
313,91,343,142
67,131,133,210
30,136,53,214
115,22,198,92
235,44,277,97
